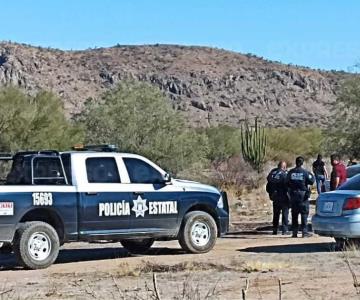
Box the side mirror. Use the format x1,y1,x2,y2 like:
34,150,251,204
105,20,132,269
163,173,172,183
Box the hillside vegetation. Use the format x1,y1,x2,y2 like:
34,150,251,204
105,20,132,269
0,42,351,128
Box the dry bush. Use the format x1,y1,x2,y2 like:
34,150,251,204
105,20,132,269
115,261,233,278
213,156,264,191
240,260,293,273
173,275,220,300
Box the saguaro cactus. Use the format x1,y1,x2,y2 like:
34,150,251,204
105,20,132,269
241,118,267,172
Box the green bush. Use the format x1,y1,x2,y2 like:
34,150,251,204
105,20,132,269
0,87,84,152
327,77,360,157
78,81,209,174
266,127,324,164
204,125,241,161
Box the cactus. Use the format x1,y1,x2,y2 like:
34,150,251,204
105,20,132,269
241,118,267,172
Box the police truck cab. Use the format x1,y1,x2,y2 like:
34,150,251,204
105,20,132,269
0,145,229,269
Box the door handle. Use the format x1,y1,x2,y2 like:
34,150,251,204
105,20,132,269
86,192,99,196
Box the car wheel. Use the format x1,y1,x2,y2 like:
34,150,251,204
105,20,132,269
335,238,346,251
347,238,360,249
120,238,154,254
13,221,60,269
178,211,217,254
334,238,360,251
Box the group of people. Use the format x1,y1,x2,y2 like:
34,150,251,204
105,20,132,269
266,154,348,238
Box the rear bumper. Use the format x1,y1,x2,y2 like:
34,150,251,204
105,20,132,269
218,191,229,237
312,214,360,238
218,216,229,236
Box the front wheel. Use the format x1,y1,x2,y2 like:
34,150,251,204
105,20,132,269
178,211,218,254
120,238,154,254
13,221,60,269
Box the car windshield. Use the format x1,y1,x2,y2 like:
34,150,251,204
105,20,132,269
338,174,360,190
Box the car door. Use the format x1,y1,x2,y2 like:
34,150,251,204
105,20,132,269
122,157,182,233
79,156,131,237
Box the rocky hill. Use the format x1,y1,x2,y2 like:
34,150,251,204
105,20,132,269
0,42,350,127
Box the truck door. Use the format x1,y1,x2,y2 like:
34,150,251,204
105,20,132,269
79,157,131,238
122,157,182,233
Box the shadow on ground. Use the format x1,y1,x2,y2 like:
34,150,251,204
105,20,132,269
239,242,335,254
0,247,185,271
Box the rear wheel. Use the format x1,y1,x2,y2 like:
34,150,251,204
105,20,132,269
178,211,217,254
335,238,360,251
120,238,154,254
13,221,60,269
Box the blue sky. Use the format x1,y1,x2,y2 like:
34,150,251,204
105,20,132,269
0,0,359,71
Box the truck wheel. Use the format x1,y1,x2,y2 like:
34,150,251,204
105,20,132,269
179,211,217,254
120,238,154,254
13,221,60,269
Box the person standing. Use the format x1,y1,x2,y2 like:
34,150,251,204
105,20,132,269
347,157,357,167
266,161,289,235
312,154,328,194
330,154,347,191
287,156,315,238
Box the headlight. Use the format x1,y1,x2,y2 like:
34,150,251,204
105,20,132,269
217,195,224,209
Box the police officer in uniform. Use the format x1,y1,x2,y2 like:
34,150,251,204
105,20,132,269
267,161,289,235
287,156,315,238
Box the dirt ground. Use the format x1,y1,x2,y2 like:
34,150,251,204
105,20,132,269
1,221,360,300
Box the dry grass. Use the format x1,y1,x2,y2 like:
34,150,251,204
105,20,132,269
240,260,293,273
114,258,295,279
115,261,233,278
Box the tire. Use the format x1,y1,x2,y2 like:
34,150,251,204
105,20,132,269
334,238,360,251
120,238,154,254
335,238,346,251
13,221,60,269
178,211,217,254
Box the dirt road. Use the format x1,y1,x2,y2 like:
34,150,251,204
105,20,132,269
0,229,359,299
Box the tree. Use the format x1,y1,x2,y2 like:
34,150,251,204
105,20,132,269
204,125,241,162
79,81,209,173
328,77,360,157
0,87,84,152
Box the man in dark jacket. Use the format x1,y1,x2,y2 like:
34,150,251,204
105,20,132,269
287,156,315,238
312,154,328,194
267,161,289,235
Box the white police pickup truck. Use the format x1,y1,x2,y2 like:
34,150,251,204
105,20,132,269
0,145,229,269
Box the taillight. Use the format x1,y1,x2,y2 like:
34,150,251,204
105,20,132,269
343,198,360,210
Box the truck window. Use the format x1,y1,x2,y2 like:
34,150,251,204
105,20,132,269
86,157,120,183
5,156,31,185
123,158,163,184
33,157,66,185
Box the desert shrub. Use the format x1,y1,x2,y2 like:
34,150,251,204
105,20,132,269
78,81,209,174
0,87,84,152
327,77,360,157
212,155,264,190
266,127,324,164
203,125,241,161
